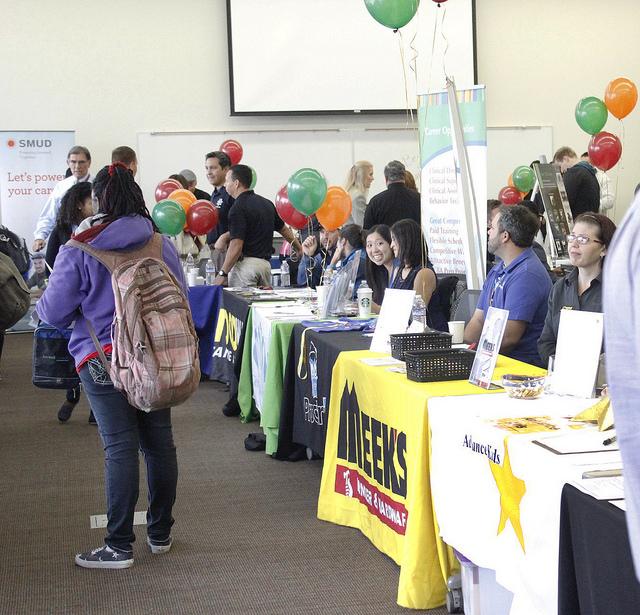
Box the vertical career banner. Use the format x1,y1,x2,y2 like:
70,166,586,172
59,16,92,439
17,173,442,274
418,87,487,275
0,131,75,245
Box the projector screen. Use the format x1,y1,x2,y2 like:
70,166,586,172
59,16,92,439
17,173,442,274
227,0,476,115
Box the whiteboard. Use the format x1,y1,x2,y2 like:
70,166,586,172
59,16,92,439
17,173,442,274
137,125,552,213
227,0,475,114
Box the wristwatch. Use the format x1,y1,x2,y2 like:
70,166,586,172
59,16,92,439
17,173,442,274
217,270,228,277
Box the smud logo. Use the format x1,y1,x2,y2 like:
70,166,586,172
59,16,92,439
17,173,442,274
7,139,15,147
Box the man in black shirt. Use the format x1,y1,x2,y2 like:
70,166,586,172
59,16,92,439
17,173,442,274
205,151,234,245
363,160,421,229
553,146,599,218
214,165,301,287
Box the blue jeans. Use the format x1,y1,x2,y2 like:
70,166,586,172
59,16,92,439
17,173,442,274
79,363,178,552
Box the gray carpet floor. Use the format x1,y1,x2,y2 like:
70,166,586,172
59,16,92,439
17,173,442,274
0,333,448,615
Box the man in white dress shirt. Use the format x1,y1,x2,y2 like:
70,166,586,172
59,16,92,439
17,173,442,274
32,146,92,251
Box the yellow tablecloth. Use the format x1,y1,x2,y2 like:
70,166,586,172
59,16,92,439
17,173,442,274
317,350,545,610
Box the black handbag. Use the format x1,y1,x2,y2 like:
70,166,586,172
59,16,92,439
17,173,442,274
32,323,80,389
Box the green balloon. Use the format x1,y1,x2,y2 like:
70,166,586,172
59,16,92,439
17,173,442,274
152,199,186,236
512,166,535,193
575,97,608,135
250,167,257,190
364,0,420,29
287,168,327,216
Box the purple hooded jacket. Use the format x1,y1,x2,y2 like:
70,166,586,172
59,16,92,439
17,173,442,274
36,215,186,368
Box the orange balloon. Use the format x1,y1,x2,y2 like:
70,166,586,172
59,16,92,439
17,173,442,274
507,173,514,187
604,77,638,120
316,186,352,231
168,189,197,213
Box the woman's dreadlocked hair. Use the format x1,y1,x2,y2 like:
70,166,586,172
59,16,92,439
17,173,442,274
92,162,157,229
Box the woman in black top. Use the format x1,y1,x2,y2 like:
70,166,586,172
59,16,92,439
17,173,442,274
45,181,94,423
537,213,616,365
389,219,437,303
364,224,394,312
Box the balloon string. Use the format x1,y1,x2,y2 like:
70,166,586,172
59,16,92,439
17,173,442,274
398,31,413,125
304,217,313,290
426,3,439,94
440,5,450,81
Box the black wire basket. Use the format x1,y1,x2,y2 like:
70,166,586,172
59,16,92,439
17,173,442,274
405,348,476,383
390,331,452,361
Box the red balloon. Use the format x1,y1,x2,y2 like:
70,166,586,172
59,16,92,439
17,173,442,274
155,179,182,203
275,185,310,230
220,139,243,166
588,131,622,171
498,186,521,205
186,200,219,235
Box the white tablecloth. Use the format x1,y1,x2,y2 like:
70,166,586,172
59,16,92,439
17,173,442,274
429,393,621,615
250,301,314,413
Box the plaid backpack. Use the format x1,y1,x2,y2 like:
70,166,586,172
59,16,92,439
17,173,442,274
68,233,200,412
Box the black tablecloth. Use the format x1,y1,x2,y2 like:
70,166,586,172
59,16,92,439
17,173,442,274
209,290,252,391
278,323,370,459
558,484,640,615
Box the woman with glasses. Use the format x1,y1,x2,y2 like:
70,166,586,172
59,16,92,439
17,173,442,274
538,212,616,365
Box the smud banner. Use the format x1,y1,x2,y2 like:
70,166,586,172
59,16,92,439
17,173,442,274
317,350,448,610
0,131,75,245
418,87,487,275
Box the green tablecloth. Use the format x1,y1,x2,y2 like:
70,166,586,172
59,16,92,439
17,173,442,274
237,307,304,454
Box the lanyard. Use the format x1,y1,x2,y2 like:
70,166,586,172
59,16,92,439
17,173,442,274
489,270,506,307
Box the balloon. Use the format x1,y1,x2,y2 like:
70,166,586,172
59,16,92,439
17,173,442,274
588,131,622,171
574,97,608,135
498,186,521,205
286,168,328,216
152,200,186,236
363,0,420,30
167,188,197,213
507,173,514,188
155,179,182,203
604,77,638,120
512,165,536,193
186,200,219,235
316,186,352,231
275,185,310,230
220,139,243,165
250,166,257,190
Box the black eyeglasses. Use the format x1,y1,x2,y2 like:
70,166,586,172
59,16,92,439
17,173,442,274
566,234,603,246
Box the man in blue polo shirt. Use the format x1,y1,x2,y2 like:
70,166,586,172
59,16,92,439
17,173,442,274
464,204,552,366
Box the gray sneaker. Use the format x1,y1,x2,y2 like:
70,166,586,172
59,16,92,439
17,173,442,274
147,536,172,554
75,545,133,569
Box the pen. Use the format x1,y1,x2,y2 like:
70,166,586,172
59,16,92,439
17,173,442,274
603,435,617,446
582,468,622,479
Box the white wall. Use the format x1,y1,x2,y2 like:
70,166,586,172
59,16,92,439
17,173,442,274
1,0,638,221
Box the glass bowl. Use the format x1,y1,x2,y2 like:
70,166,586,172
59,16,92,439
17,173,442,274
502,374,545,400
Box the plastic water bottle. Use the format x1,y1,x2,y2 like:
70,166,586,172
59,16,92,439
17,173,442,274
185,253,195,272
281,260,290,287
205,258,216,285
411,295,427,331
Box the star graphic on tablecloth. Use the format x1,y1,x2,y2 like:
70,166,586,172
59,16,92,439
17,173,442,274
489,438,526,552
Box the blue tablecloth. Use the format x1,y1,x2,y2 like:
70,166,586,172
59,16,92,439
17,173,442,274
187,285,223,377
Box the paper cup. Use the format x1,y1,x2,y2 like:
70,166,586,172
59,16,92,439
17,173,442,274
357,289,373,318
448,320,465,344
187,271,198,286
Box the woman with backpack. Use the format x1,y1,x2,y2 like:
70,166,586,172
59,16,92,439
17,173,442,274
44,181,96,423
37,163,188,569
